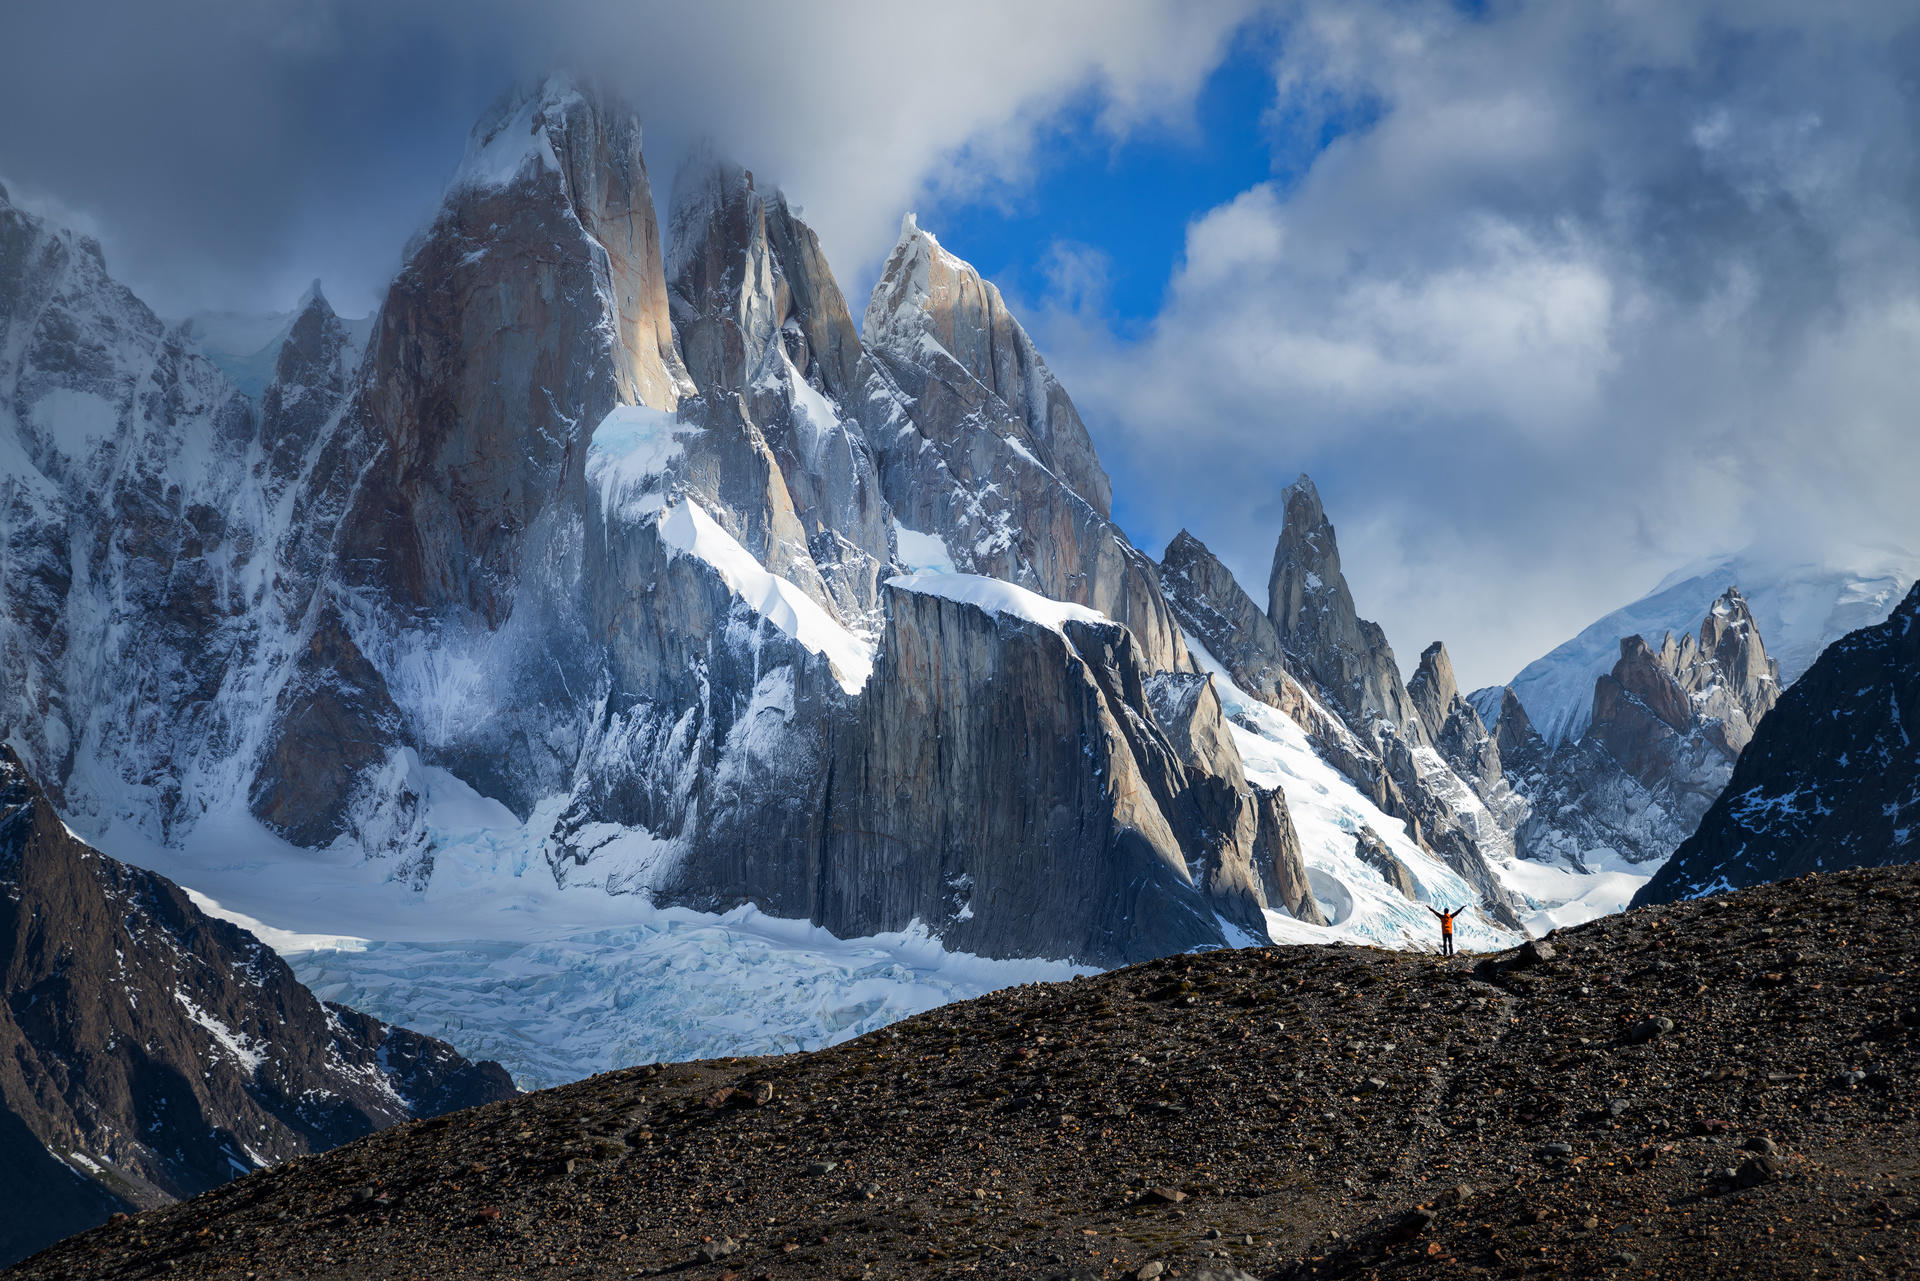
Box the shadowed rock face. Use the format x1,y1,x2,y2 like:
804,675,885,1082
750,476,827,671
0,749,516,1269
1252,784,1326,925
1636,582,1920,905
1491,686,1544,765
248,595,404,852
1354,826,1417,899
823,585,1258,965
256,284,355,497
1160,529,1291,706
1512,587,1783,868
0,183,258,833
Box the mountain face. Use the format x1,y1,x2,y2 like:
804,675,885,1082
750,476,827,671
0,177,263,839
1635,583,1920,904
0,749,515,1268
1504,587,1781,868
860,215,1189,675
3,76,1376,971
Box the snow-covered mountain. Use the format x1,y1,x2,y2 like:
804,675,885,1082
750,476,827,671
1497,587,1781,870
0,80,1316,963
1470,549,1917,747
1455,543,1914,883
1634,582,1920,904
0,75,1614,1083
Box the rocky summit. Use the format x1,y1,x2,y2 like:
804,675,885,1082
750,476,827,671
12,864,1917,1281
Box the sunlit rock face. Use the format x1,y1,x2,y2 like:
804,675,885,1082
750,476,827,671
860,216,1189,674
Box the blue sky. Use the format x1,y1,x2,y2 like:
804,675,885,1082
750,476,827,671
922,36,1285,331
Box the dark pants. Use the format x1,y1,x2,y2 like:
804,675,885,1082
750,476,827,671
1441,934,1454,956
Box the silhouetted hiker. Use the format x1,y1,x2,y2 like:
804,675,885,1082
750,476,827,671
1427,904,1464,956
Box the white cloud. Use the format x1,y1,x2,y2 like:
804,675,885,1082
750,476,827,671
0,0,1260,315
1034,0,1920,690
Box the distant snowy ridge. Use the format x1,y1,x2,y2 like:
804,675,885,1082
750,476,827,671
1477,548,1919,746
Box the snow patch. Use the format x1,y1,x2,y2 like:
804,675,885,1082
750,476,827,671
887,571,1107,633
451,81,572,194
172,992,267,1074
892,521,958,575
658,499,873,694
587,404,687,521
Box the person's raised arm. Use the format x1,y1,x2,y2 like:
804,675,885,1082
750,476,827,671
1427,906,1444,920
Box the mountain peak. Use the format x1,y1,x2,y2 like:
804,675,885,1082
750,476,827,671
1899,579,1920,625
1407,640,1466,745
1267,480,1429,746
1165,528,1207,561
1283,472,1323,511
863,211,952,345
452,79,574,195
664,142,756,287
449,71,632,199
863,213,1114,518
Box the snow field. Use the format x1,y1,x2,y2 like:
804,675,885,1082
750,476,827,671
1182,637,1517,953
287,915,1089,1092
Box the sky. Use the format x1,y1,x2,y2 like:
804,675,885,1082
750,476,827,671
3,0,1917,690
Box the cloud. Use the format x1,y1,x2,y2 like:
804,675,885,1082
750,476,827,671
1035,0,1920,689
0,0,1256,316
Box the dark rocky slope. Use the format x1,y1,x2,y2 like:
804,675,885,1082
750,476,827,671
0,750,515,1267
14,864,1917,1280
1636,581,1920,905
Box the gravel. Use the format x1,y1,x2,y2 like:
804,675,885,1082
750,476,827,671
10,864,1918,1281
